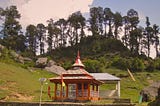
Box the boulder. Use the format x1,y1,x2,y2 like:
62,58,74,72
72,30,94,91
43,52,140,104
23,57,32,61
47,60,56,67
143,81,160,100
36,57,48,68
18,55,24,64
45,65,66,75
10,51,24,64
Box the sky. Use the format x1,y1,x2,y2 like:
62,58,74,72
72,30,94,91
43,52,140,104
0,0,159,28
0,0,159,57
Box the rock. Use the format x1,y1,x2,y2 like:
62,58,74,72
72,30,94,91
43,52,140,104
143,81,160,100
18,55,24,64
36,57,48,68
45,65,66,75
0,44,4,51
47,60,56,67
10,51,24,64
23,57,32,61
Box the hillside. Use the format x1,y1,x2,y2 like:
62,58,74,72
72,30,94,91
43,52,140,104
0,38,160,105
0,62,56,102
1,60,160,104
51,36,131,61
103,68,160,102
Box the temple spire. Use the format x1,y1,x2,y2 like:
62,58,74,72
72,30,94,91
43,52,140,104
72,51,85,68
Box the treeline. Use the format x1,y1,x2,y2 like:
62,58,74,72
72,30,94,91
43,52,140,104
0,5,159,59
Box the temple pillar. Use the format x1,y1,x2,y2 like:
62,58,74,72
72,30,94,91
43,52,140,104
66,84,68,98
92,85,94,90
76,84,78,99
60,83,62,99
82,83,84,97
88,84,90,98
117,81,120,98
96,85,99,97
54,83,57,99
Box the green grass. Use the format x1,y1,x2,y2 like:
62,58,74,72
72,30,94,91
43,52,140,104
1,61,160,106
101,68,160,104
0,62,56,102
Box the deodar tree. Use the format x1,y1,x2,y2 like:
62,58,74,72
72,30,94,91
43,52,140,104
0,5,26,52
25,24,37,56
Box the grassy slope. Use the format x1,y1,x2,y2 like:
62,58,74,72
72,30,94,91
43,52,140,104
0,62,56,102
0,61,160,105
101,68,160,103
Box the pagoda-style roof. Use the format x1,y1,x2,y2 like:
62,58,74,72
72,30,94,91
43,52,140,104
64,68,90,75
49,68,103,85
49,51,103,85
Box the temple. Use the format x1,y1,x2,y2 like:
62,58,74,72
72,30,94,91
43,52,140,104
49,51,103,101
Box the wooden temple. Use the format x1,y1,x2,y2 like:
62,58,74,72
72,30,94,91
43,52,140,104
49,51,103,101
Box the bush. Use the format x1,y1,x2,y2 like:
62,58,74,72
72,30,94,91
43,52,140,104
154,58,160,70
130,58,145,72
61,61,72,70
111,56,129,70
145,59,155,72
83,59,102,73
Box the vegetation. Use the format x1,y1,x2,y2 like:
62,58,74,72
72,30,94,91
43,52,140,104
0,61,56,101
0,5,160,72
0,4,160,106
0,5,159,58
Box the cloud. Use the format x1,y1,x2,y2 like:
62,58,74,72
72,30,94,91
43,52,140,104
13,0,93,28
0,0,93,29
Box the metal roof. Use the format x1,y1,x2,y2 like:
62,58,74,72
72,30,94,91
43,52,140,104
90,73,120,81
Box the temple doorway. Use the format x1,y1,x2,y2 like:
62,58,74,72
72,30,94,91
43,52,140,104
68,84,76,99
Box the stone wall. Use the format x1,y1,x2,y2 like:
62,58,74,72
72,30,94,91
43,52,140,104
0,102,82,106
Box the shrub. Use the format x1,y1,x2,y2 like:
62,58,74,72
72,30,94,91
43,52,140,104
111,56,129,70
154,58,160,70
61,61,72,70
83,59,102,73
145,59,155,72
130,58,145,72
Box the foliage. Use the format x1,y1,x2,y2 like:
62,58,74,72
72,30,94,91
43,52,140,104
61,60,72,70
0,5,160,60
79,36,130,57
130,58,145,72
83,59,102,73
0,5,26,52
145,59,156,72
25,24,37,56
111,56,129,70
154,58,160,70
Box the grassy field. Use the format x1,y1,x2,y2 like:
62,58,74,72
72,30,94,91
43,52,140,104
0,62,56,102
0,62,160,106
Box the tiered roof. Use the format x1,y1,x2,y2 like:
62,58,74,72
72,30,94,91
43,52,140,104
49,51,102,85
